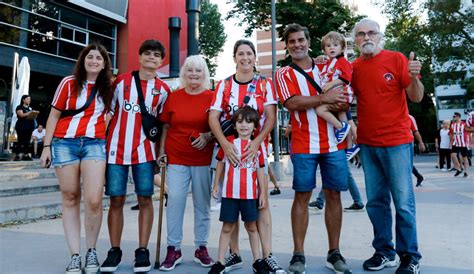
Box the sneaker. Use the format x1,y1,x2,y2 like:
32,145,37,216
22,155,33,161
363,253,398,271
211,202,221,212
224,253,243,271
288,253,306,274
14,155,21,161
416,176,424,187
343,203,365,212
159,246,183,271
454,169,463,177
449,167,456,172
308,201,323,215
208,261,226,274
194,246,214,267
84,248,99,273
441,168,448,172
270,187,281,195
66,254,81,274
134,247,152,272
345,145,360,161
326,249,352,274
100,247,122,272
395,255,420,274
253,259,269,274
464,172,469,178
264,253,285,273
131,204,140,210
334,121,351,144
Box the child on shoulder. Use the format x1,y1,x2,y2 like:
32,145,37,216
209,106,268,274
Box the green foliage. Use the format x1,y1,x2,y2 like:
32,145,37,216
199,1,227,77
226,0,363,66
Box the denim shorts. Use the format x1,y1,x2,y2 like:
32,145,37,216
51,137,106,168
291,150,348,192
220,198,258,223
105,161,155,197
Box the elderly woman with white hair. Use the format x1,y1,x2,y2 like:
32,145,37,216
158,55,215,271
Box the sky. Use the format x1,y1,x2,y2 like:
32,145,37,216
211,0,388,80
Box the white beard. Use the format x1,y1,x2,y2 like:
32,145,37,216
361,43,376,55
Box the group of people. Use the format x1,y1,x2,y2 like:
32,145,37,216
435,111,473,178
39,17,426,274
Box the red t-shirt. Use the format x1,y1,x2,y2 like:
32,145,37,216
52,76,107,139
216,137,265,200
352,50,414,147
160,88,214,166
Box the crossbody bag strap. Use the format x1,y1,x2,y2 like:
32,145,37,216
289,60,323,94
132,71,150,115
61,83,98,117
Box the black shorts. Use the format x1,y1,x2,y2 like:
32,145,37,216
452,146,468,157
219,198,258,223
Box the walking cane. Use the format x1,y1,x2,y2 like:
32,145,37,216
154,165,166,269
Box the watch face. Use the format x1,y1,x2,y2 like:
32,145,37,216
243,95,250,104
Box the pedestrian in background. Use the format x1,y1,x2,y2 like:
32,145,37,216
31,124,45,158
40,43,113,274
409,115,425,187
435,120,452,171
450,112,469,178
157,55,215,271
14,94,38,161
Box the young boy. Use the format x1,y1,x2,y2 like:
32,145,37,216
101,39,170,273
209,106,268,274
315,31,356,149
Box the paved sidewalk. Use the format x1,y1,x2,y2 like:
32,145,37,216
1,155,473,273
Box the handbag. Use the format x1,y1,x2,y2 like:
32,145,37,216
60,84,98,117
132,71,162,142
220,74,261,136
289,61,348,112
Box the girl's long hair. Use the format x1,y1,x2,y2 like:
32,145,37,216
72,43,113,110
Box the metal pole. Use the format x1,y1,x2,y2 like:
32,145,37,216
271,0,280,163
186,0,201,56
168,17,181,78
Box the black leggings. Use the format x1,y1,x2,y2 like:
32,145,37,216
16,128,33,154
439,148,451,169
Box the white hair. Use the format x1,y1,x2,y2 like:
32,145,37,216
352,18,384,49
179,55,211,90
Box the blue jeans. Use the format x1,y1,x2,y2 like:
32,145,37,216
314,162,363,207
359,143,421,261
105,161,155,196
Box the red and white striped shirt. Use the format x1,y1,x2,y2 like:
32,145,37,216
216,137,265,200
320,56,354,103
52,76,107,139
450,121,469,147
107,72,169,165
466,111,474,127
409,115,418,132
275,65,346,154
210,75,277,158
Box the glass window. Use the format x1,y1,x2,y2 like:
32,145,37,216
61,25,73,40
0,25,20,45
89,33,114,52
75,30,87,44
0,3,22,25
60,7,86,28
58,40,83,59
31,1,59,19
88,17,113,37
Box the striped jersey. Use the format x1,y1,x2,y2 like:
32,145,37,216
216,137,265,200
450,121,469,147
466,111,474,127
320,55,354,103
210,74,277,158
275,65,346,154
107,72,169,165
52,76,107,139
409,115,418,132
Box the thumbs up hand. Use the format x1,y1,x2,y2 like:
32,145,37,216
408,51,422,77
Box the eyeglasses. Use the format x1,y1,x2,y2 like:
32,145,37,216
356,31,379,39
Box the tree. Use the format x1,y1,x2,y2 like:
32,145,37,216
226,0,363,65
199,1,227,77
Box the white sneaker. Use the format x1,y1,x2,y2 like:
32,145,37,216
441,168,448,172
211,202,221,212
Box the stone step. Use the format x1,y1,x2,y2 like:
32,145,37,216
0,160,43,171
0,178,60,197
0,185,141,224
0,168,56,182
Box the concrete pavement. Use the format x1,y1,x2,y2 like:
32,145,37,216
1,155,473,273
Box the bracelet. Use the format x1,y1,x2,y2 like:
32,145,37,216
43,145,51,148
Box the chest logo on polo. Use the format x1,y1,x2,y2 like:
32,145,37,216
383,73,394,82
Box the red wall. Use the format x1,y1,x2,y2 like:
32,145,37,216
117,0,188,76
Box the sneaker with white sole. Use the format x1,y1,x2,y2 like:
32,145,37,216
100,247,122,272
308,201,323,215
363,253,398,271
160,246,183,271
395,255,420,274
345,145,360,161
66,254,81,274
194,246,214,267
84,248,99,273
134,247,152,272
326,249,352,274
334,122,350,144
264,253,286,273
288,253,306,274
224,253,243,271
